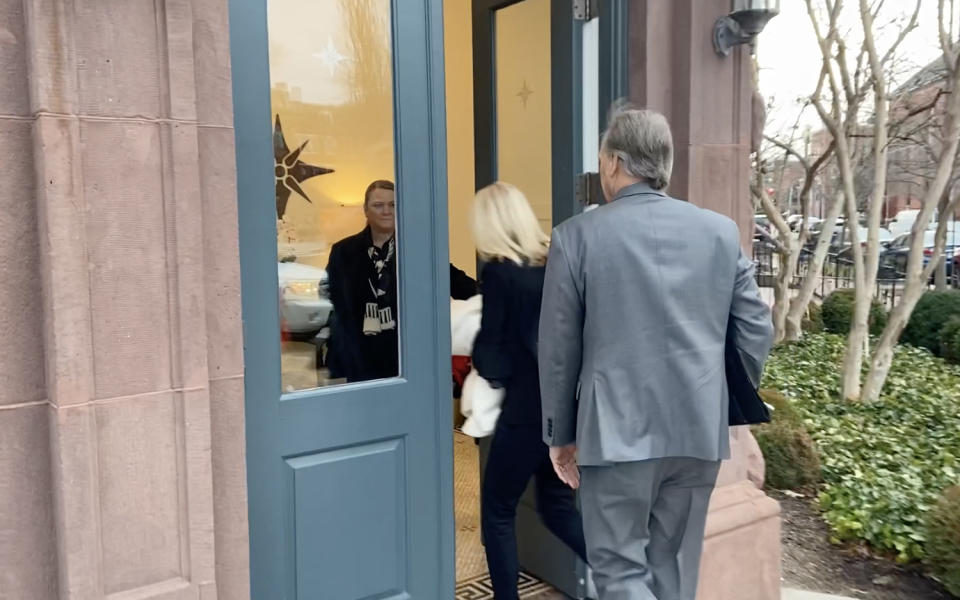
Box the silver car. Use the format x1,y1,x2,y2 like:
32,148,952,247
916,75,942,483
278,260,333,335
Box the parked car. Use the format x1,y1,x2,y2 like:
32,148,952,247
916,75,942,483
278,260,333,335
878,229,959,279
753,214,772,241
787,215,822,233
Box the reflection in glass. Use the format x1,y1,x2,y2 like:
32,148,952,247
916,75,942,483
269,0,399,392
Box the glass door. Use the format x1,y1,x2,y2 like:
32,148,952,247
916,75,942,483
229,0,454,597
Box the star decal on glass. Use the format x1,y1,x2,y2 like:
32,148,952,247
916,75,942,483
517,80,533,108
314,36,349,76
273,114,333,220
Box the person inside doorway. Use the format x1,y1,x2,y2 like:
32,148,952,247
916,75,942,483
326,178,480,383
470,182,588,599
326,180,400,383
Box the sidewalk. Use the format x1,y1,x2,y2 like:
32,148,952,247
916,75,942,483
783,589,857,600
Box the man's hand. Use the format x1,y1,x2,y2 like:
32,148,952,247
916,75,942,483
549,445,580,489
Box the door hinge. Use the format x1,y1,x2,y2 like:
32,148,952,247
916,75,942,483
575,172,602,206
573,0,598,21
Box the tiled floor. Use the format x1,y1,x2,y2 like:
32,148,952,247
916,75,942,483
454,432,487,581
454,431,564,599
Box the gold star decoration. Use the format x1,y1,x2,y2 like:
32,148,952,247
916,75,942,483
273,114,334,219
517,80,533,108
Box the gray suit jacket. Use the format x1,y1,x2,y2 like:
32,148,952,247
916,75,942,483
538,183,774,465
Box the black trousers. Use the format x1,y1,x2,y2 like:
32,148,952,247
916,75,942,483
481,423,588,599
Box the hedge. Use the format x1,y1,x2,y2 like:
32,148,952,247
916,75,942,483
925,486,960,596
901,290,960,355
753,390,821,491
939,317,960,365
763,334,960,563
821,289,887,335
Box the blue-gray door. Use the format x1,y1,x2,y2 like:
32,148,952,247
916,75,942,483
229,0,454,598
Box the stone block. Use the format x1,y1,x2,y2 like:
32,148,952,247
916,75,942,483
209,376,250,600
179,388,217,587
161,122,209,389
81,119,172,399
32,115,95,407
0,0,29,116
192,0,234,128
199,127,243,379
97,393,181,594
0,119,45,406
48,403,102,596
161,0,199,122
21,0,79,114
74,0,161,118
0,404,58,599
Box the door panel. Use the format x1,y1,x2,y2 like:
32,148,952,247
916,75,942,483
230,0,453,598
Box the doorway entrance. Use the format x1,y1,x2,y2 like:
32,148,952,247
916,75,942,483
230,0,624,597
447,1,623,599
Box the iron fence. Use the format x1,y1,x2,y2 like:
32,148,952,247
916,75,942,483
752,241,959,309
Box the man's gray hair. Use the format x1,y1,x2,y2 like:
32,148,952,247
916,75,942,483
601,104,673,190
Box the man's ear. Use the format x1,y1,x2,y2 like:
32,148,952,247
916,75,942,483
603,151,618,178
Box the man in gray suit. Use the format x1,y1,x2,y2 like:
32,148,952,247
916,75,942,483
538,106,773,600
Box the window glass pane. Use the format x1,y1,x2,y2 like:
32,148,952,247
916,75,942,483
268,0,400,392
495,0,552,232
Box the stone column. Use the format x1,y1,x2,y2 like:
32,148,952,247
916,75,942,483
0,7,59,598
0,0,248,598
628,2,782,599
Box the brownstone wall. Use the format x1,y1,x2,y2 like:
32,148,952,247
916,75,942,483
0,1,249,598
628,0,754,249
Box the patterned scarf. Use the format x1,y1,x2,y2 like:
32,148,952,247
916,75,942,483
363,236,396,336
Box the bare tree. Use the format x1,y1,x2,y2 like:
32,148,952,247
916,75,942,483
805,0,921,400
861,0,960,403
750,123,837,342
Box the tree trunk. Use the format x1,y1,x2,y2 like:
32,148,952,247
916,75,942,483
861,280,926,402
842,198,868,400
862,65,960,403
772,243,800,343
936,189,949,290
784,191,845,340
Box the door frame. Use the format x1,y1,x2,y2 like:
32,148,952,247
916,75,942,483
228,0,455,596
471,0,583,224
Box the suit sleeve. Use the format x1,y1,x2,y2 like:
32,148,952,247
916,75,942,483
538,231,584,447
450,263,479,300
472,264,512,387
729,247,774,387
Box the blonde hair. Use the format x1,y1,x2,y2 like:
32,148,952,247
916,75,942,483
470,182,550,266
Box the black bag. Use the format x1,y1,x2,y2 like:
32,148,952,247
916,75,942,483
725,322,771,426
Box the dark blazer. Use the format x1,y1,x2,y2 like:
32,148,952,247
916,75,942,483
472,260,546,427
326,227,398,382
450,264,479,300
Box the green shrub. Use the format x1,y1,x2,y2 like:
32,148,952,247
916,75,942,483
763,333,960,562
801,302,824,334
902,291,960,355
753,390,821,490
925,486,960,596
821,289,887,335
939,317,960,364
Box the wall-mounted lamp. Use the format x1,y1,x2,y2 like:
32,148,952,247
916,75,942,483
713,0,780,57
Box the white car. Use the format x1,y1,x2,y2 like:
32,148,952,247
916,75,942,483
278,261,333,334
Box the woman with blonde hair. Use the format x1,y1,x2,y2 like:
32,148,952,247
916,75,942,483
470,182,587,599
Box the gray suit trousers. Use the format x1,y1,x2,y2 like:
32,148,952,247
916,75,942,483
580,458,722,600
